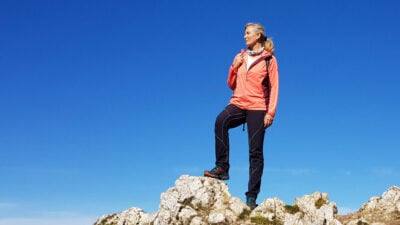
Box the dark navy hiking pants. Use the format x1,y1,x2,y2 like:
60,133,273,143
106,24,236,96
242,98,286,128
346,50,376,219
215,104,267,199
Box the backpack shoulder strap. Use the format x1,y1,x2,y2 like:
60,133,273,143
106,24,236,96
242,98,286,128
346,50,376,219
262,55,273,87
264,55,272,74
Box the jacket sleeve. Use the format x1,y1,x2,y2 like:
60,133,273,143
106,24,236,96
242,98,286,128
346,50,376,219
227,52,243,90
227,65,238,90
267,56,279,118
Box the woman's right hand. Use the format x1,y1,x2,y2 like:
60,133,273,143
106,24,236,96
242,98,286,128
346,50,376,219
232,54,244,70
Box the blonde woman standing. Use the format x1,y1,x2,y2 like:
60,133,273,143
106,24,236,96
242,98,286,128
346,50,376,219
204,22,279,209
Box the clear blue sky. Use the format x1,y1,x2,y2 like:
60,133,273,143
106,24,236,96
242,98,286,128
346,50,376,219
1,0,399,224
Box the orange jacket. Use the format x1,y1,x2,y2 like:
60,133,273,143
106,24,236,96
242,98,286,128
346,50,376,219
227,50,279,118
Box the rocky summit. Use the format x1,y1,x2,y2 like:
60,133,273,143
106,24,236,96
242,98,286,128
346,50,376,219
94,175,400,225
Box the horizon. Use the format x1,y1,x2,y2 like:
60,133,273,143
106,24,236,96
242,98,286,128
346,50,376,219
1,0,399,224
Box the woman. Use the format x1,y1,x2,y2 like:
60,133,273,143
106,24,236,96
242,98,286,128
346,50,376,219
204,22,279,209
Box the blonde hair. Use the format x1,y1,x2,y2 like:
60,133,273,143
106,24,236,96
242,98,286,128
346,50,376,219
245,22,275,53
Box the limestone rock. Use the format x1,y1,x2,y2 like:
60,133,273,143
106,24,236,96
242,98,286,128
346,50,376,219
360,186,400,214
250,197,286,221
94,175,249,225
93,207,156,225
153,174,247,225
251,192,341,225
93,175,399,225
337,186,400,225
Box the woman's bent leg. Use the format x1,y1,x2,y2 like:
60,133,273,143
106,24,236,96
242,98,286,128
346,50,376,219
214,104,246,172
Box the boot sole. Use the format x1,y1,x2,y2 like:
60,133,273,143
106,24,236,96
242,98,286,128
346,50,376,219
204,171,229,180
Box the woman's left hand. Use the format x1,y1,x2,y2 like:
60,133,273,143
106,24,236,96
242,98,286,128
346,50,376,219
264,114,274,128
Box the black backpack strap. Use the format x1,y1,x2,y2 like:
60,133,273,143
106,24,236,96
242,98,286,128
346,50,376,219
264,55,272,75
262,55,272,88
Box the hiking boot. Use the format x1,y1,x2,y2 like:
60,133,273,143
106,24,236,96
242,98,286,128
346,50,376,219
246,196,258,210
204,166,229,180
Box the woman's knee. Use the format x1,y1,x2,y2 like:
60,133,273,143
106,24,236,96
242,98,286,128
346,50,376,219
215,112,227,131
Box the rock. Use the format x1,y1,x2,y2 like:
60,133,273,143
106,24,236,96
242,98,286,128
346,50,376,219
93,175,399,225
360,186,400,214
293,192,340,225
250,192,341,225
93,207,156,225
337,186,400,225
94,175,249,225
250,197,286,222
153,174,246,225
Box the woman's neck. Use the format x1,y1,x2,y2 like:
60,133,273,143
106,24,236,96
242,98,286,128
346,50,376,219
248,43,263,51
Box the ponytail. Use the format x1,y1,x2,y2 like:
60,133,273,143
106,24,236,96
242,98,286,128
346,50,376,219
264,38,275,54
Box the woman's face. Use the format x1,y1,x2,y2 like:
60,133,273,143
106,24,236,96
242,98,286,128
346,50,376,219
244,26,261,48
